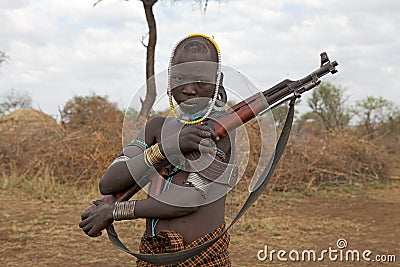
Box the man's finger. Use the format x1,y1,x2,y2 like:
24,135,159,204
93,231,102,237
87,223,104,237
199,143,215,154
209,128,219,141
93,200,103,206
196,125,219,141
88,227,100,237
81,211,90,220
88,230,101,237
79,217,90,229
81,221,94,233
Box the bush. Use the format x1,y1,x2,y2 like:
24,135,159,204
0,104,393,189
0,95,124,185
270,126,389,191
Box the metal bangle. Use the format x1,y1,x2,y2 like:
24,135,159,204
143,149,152,167
144,144,166,166
112,200,137,221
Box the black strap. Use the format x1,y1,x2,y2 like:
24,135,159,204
106,98,296,265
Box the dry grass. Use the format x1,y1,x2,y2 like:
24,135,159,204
1,173,398,266
236,121,391,192
0,108,395,191
269,127,390,191
0,108,123,185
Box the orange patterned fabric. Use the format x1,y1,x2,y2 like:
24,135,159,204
137,224,230,266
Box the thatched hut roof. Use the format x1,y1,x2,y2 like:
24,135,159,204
0,109,63,144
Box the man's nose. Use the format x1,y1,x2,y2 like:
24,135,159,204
182,83,197,95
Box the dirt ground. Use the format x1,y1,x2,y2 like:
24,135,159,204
0,180,399,267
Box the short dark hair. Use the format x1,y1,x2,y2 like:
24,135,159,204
173,36,218,63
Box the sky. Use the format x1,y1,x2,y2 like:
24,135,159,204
0,0,399,119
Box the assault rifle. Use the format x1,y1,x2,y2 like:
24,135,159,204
117,52,339,201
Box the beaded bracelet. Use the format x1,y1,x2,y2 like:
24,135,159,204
129,139,149,150
215,147,227,161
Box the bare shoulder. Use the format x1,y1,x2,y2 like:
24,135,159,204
136,116,167,145
146,116,167,129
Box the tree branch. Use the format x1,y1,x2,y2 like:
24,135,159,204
93,0,104,7
136,0,158,128
140,33,149,48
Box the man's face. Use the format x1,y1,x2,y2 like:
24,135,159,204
170,51,218,113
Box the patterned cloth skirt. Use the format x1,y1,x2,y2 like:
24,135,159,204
137,224,231,267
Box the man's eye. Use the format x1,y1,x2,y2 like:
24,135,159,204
196,81,208,86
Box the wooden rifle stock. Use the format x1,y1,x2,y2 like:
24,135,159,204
117,184,141,202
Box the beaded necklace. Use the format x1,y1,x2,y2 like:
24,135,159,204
176,102,211,123
167,33,222,125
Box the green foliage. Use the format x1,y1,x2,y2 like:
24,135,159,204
60,93,123,131
271,104,289,128
123,107,139,121
226,100,235,107
351,96,400,134
0,50,8,65
0,89,33,115
307,82,351,130
272,100,302,128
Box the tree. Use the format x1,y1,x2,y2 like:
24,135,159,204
93,0,157,131
0,89,33,116
60,94,123,131
307,82,351,130
138,0,158,129
0,50,8,65
352,96,399,135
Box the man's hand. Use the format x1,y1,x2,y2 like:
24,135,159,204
79,199,115,237
161,123,219,156
82,194,117,214
179,124,219,154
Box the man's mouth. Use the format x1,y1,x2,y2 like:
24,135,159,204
178,97,209,113
181,98,199,105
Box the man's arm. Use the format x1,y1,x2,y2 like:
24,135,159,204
99,116,164,195
80,117,222,236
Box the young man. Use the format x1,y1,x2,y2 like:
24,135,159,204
79,34,236,266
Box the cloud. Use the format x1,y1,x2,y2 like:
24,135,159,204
0,0,399,118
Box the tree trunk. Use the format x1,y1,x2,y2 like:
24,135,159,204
136,0,158,130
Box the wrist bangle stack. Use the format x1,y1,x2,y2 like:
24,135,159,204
144,143,166,166
113,200,137,221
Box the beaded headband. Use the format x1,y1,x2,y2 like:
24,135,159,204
167,33,222,125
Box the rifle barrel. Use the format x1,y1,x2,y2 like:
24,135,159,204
214,54,338,137
264,60,338,104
